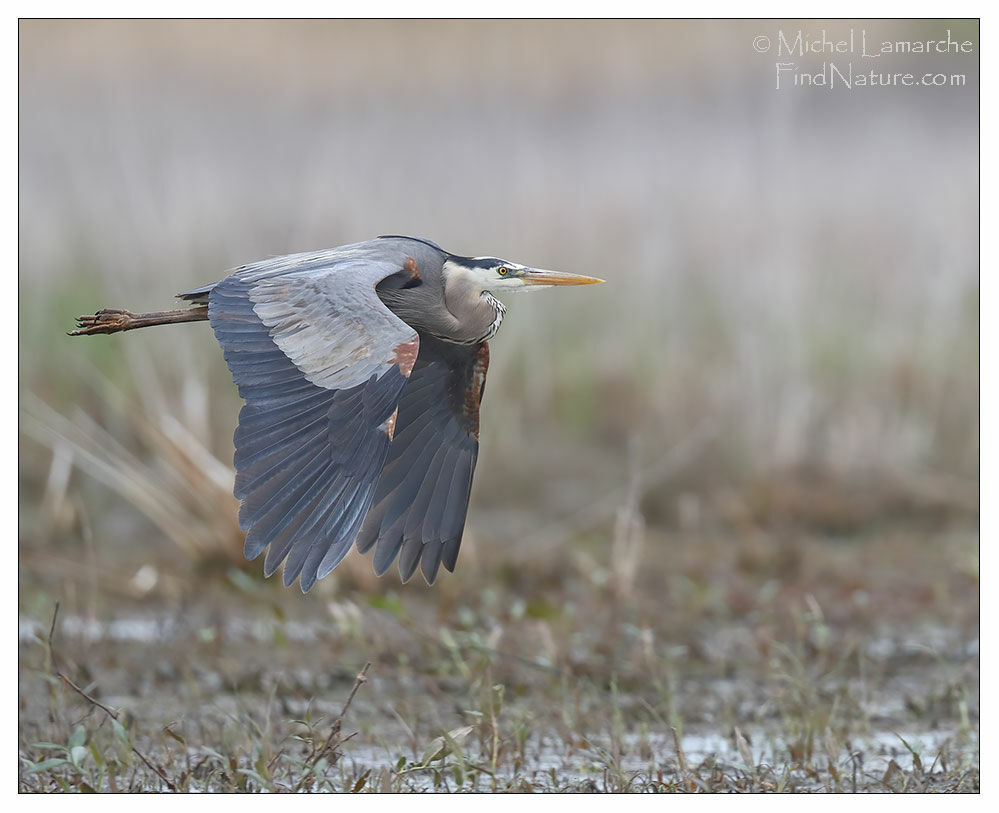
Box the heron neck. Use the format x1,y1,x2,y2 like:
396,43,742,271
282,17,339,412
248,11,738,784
442,286,505,345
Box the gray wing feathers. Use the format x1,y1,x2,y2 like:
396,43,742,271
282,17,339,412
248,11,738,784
355,336,483,583
208,257,416,591
250,259,418,391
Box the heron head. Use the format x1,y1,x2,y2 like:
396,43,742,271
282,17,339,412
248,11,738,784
443,256,604,293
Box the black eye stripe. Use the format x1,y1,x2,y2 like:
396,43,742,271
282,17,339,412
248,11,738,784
453,256,507,271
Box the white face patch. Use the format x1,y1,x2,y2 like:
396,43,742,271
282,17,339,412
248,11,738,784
443,259,530,292
442,259,484,292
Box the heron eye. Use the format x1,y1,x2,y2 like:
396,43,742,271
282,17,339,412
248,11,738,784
498,267,508,275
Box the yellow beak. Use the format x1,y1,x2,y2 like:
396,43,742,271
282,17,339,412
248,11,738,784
520,268,605,286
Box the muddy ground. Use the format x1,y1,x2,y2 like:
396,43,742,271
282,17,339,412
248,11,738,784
18,523,979,792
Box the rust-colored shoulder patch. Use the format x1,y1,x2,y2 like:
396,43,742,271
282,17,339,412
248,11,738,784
379,407,400,441
462,343,490,439
402,256,421,281
390,337,420,378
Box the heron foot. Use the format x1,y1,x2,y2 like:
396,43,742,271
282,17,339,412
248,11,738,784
69,308,136,336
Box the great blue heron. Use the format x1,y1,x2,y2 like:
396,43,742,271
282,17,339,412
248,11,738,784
71,236,602,590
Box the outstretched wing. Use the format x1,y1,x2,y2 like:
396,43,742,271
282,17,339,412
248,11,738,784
208,252,421,591
354,335,489,584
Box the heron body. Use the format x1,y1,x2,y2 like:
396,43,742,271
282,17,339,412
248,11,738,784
72,236,602,590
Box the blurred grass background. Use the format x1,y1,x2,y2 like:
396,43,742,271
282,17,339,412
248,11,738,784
19,19,977,596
